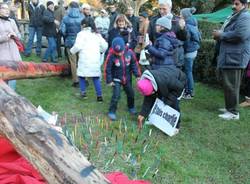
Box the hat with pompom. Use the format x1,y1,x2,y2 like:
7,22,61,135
180,7,196,20
136,78,154,96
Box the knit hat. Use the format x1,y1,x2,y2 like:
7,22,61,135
139,11,148,18
156,16,172,30
136,79,154,96
239,0,248,4
158,0,172,7
69,1,79,8
180,7,196,20
46,1,54,7
112,37,125,53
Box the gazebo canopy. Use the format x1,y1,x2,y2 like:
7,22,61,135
194,6,233,23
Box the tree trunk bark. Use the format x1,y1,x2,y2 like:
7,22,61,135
0,80,110,184
0,60,70,80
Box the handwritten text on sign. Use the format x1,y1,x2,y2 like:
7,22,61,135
148,98,180,136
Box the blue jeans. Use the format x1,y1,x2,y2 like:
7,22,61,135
24,26,42,55
79,77,102,97
109,82,135,113
184,57,196,95
43,37,57,62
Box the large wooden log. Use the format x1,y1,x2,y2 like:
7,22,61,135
0,60,70,80
0,80,110,184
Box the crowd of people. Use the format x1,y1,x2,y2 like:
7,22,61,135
1,0,250,135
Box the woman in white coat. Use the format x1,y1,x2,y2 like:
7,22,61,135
70,17,108,101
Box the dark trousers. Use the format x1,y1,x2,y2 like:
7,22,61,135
246,77,250,97
109,82,135,113
221,69,243,114
56,31,62,57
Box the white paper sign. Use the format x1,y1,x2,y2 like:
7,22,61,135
148,98,180,136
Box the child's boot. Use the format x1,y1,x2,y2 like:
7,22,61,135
108,112,116,121
128,107,137,115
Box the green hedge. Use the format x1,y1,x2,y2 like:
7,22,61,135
194,39,218,84
198,20,221,39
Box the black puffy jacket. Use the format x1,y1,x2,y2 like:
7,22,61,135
139,65,186,117
28,2,45,27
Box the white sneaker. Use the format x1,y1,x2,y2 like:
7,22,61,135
218,112,239,120
218,108,228,113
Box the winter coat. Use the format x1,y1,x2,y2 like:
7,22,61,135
0,18,22,62
70,28,108,77
60,8,84,48
95,16,110,35
146,32,179,69
217,9,250,69
108,27,137,49
139,66,186,117
126,15,140,36
148,14,187,43
27,2,45,27
183,17,201,53
104,48,141,84
109,11,118,30
42,9,57,37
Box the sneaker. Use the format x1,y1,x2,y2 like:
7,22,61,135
81,92,87,99
218,108,228,113
128,107,137,115
218,112,239,120
42,60,48,63
108,112,116,121
182,93,193,100
23,53,30,57
97,96,103,102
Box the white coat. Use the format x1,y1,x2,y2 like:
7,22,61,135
70,28,108,77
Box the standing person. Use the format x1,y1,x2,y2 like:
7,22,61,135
126,6,139,36
0,2,22,90
60,1,84,87
108,4,118,31
136,12,150,69
180,7,201,99
104,37,141,121
23,0,45,57
95,9,110,40
42,1,58,63
212,0,250,120
240,62,250,107
148,0,187,67
54,0,65,58
70,17,108,101
145,16,179,69
108,14,137,50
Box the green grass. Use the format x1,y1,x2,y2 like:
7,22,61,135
17,55,250,184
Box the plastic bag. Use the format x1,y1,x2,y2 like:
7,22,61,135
139,49,150,65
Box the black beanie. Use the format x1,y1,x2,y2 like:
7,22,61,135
47,1,54,7
239,0,248,4
234,0,248,4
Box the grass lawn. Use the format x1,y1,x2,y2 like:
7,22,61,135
16,55,250,184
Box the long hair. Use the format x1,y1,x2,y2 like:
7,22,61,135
81,17,97,33
113,14,132,29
